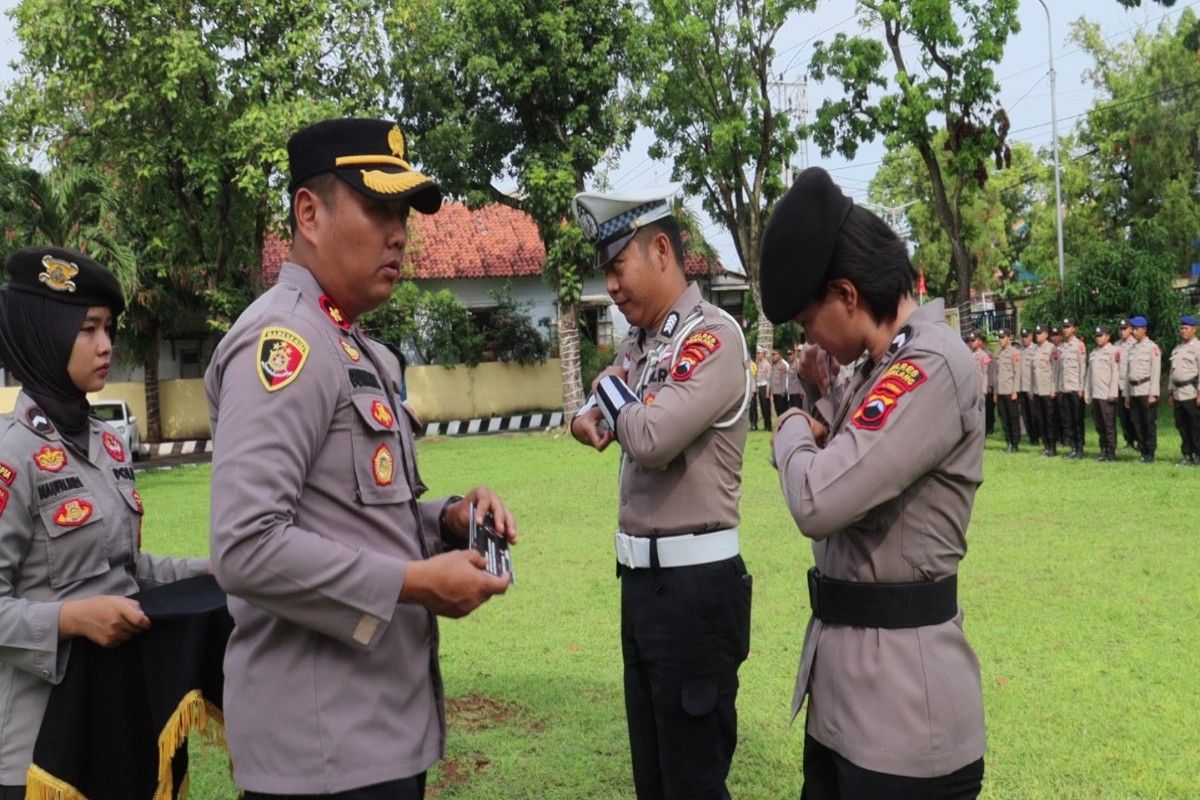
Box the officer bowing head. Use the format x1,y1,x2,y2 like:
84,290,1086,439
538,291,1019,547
287,117,442,321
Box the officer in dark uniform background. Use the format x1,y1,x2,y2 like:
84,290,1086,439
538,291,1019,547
1018,328,1039,447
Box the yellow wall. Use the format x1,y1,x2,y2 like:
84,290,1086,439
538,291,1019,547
1,360,564,439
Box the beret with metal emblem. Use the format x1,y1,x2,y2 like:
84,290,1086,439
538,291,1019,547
759,167,855,325
1118,318,1130,328
1062,317,1076,327
1130,315,1148,328
1034,324,1047,334
3,246,125,316
996,328,1011,338
572,184,682,270
1049,325,1061,335
1094,324,1110,336
1021,328,1031,336
287,118,442,214
968,330,984,341
1181,314,1197,326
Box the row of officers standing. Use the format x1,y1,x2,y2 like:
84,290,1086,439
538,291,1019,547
970,315,1200,465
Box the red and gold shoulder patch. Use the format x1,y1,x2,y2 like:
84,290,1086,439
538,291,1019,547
54,498,93,527
339,339,362,362
0,462,15,485
102,431,126,462
319,295,352,331
34,446,67,473
670,331,721,382
0,486,8,517
851,360,928,432
371,399,395,429
258,327,310,392
372,443,394,486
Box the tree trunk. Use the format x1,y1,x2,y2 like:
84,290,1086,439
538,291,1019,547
747,263,774,353
558,299,584,421
913,142,973,305
143,319,163,444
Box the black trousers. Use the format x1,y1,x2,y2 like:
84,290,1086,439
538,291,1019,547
801,735,984,800
1129,396,1157,457
1018,392,1039,444
773,394,791,416
0,787,25,800
1057,393,1081,449
752,385,771,430
244,774,425,800
1117,395,1138,446
984,394,995,434
1035,395,1058,448
1091,399,1117,454
997,394,1020,446
1174,399,1200,457
1074,393,1086,446
621,555,752,800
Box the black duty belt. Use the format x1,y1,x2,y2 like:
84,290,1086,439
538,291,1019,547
807,567,958,629
1130,377,1148,386
1172,378,1198,387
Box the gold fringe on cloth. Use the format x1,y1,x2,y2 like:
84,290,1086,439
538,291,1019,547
24,764,87,800
153,689,226,800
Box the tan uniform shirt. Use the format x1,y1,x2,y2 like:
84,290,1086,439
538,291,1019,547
1115,336,1134,396
1020,342,1036,393
970,348,989,394
994,344,1020,396
605,282,748,536
206,263,453,794
1085,343,1120,403
0,393,204,784
772,299,985,778
1125,338,1162,398
1056,337,1086,393
1169,338,1200,402
770,358,794,396
755,356,770,387
1033,341,1056,397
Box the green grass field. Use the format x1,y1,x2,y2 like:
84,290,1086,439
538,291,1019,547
139,426,1199,799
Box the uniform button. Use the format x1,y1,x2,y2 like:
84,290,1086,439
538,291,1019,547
622,498,628,506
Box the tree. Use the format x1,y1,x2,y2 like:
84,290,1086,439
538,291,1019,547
639,0,809,353
389,0,642,418
807,0,1020,304
362,282,484,366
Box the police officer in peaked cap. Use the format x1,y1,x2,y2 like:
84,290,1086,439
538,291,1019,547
571,184,753,800
760,167,985,799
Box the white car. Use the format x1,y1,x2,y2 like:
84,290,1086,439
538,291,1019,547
90,400,141,461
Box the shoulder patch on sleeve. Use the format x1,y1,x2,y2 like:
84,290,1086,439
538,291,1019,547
851,359,928,431
258,327,311,392
669,330,721,382
0,462,15,485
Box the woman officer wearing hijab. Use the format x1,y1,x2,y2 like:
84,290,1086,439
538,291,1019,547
0,246,207,797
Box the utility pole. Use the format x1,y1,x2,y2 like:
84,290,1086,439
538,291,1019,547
769,76,810,185
1038,0,1066,288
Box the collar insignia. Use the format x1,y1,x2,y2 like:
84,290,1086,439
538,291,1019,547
372,443,395,486
660,312,680,339
26,407,54,435
131,488,144,514
319,295,352,331
102,431,126,462
889,326,912,354
258,327,310,392
34,446,67,473
340,339,361,362
39,255,79,293
53,498,93,527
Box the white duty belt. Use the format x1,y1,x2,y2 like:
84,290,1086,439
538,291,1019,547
615,528,739,569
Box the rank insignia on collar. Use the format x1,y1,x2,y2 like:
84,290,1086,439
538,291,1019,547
0,462,15,485
39,254,79,293
258,327,310,392
372,443,395,486
26,407,54,435
660,311,680,338
340,339,362,362
371,399,395,429
670,331,721,382
319,294,352,331
889,325,912,353
102,431,126,462
54,498,93,527
851,359,927,431
131,488,144,514
34,446,68,473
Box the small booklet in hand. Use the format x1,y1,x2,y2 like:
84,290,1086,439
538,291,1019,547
469,502,514,584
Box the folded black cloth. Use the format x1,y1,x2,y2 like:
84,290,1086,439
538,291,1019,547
28,575,233,800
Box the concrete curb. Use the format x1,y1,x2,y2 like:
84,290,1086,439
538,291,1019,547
136,412,567,455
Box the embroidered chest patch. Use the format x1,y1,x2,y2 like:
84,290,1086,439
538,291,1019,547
54,499,94,527
371,399,395,429
102,431,126,462
851,360,928,432
0,462,15,485
34,446,67,473
372,443,395,486
670,331,721,382
340,339,362,362
258,327,310,392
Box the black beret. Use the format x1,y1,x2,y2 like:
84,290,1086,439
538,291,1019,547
1020,328,1031,336
1049,325,1061,335
968,330,984,341
1034,324,1047,334
3,246,125,316
759,167,855,325
1094,324,1110,336
1062,317,1076,327
996,328,1011,338
1118,318,1130,328
288,118,442,214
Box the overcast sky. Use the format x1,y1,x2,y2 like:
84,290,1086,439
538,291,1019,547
2,0,1195,271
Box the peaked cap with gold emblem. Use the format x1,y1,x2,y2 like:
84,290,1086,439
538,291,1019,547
3,245,125,316
287,118,443,214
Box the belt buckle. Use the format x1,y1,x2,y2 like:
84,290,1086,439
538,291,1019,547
617,533,636,568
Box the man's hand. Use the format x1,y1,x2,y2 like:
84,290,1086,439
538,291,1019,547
1125,398,1131,409
571,408,614,452
1011,393,1018,402
1168,394,1175,406
1149,395,1158,406
442,486,517,544
773,407,828,448
591,365,628,395
59,596,150,647
400,551,511,618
